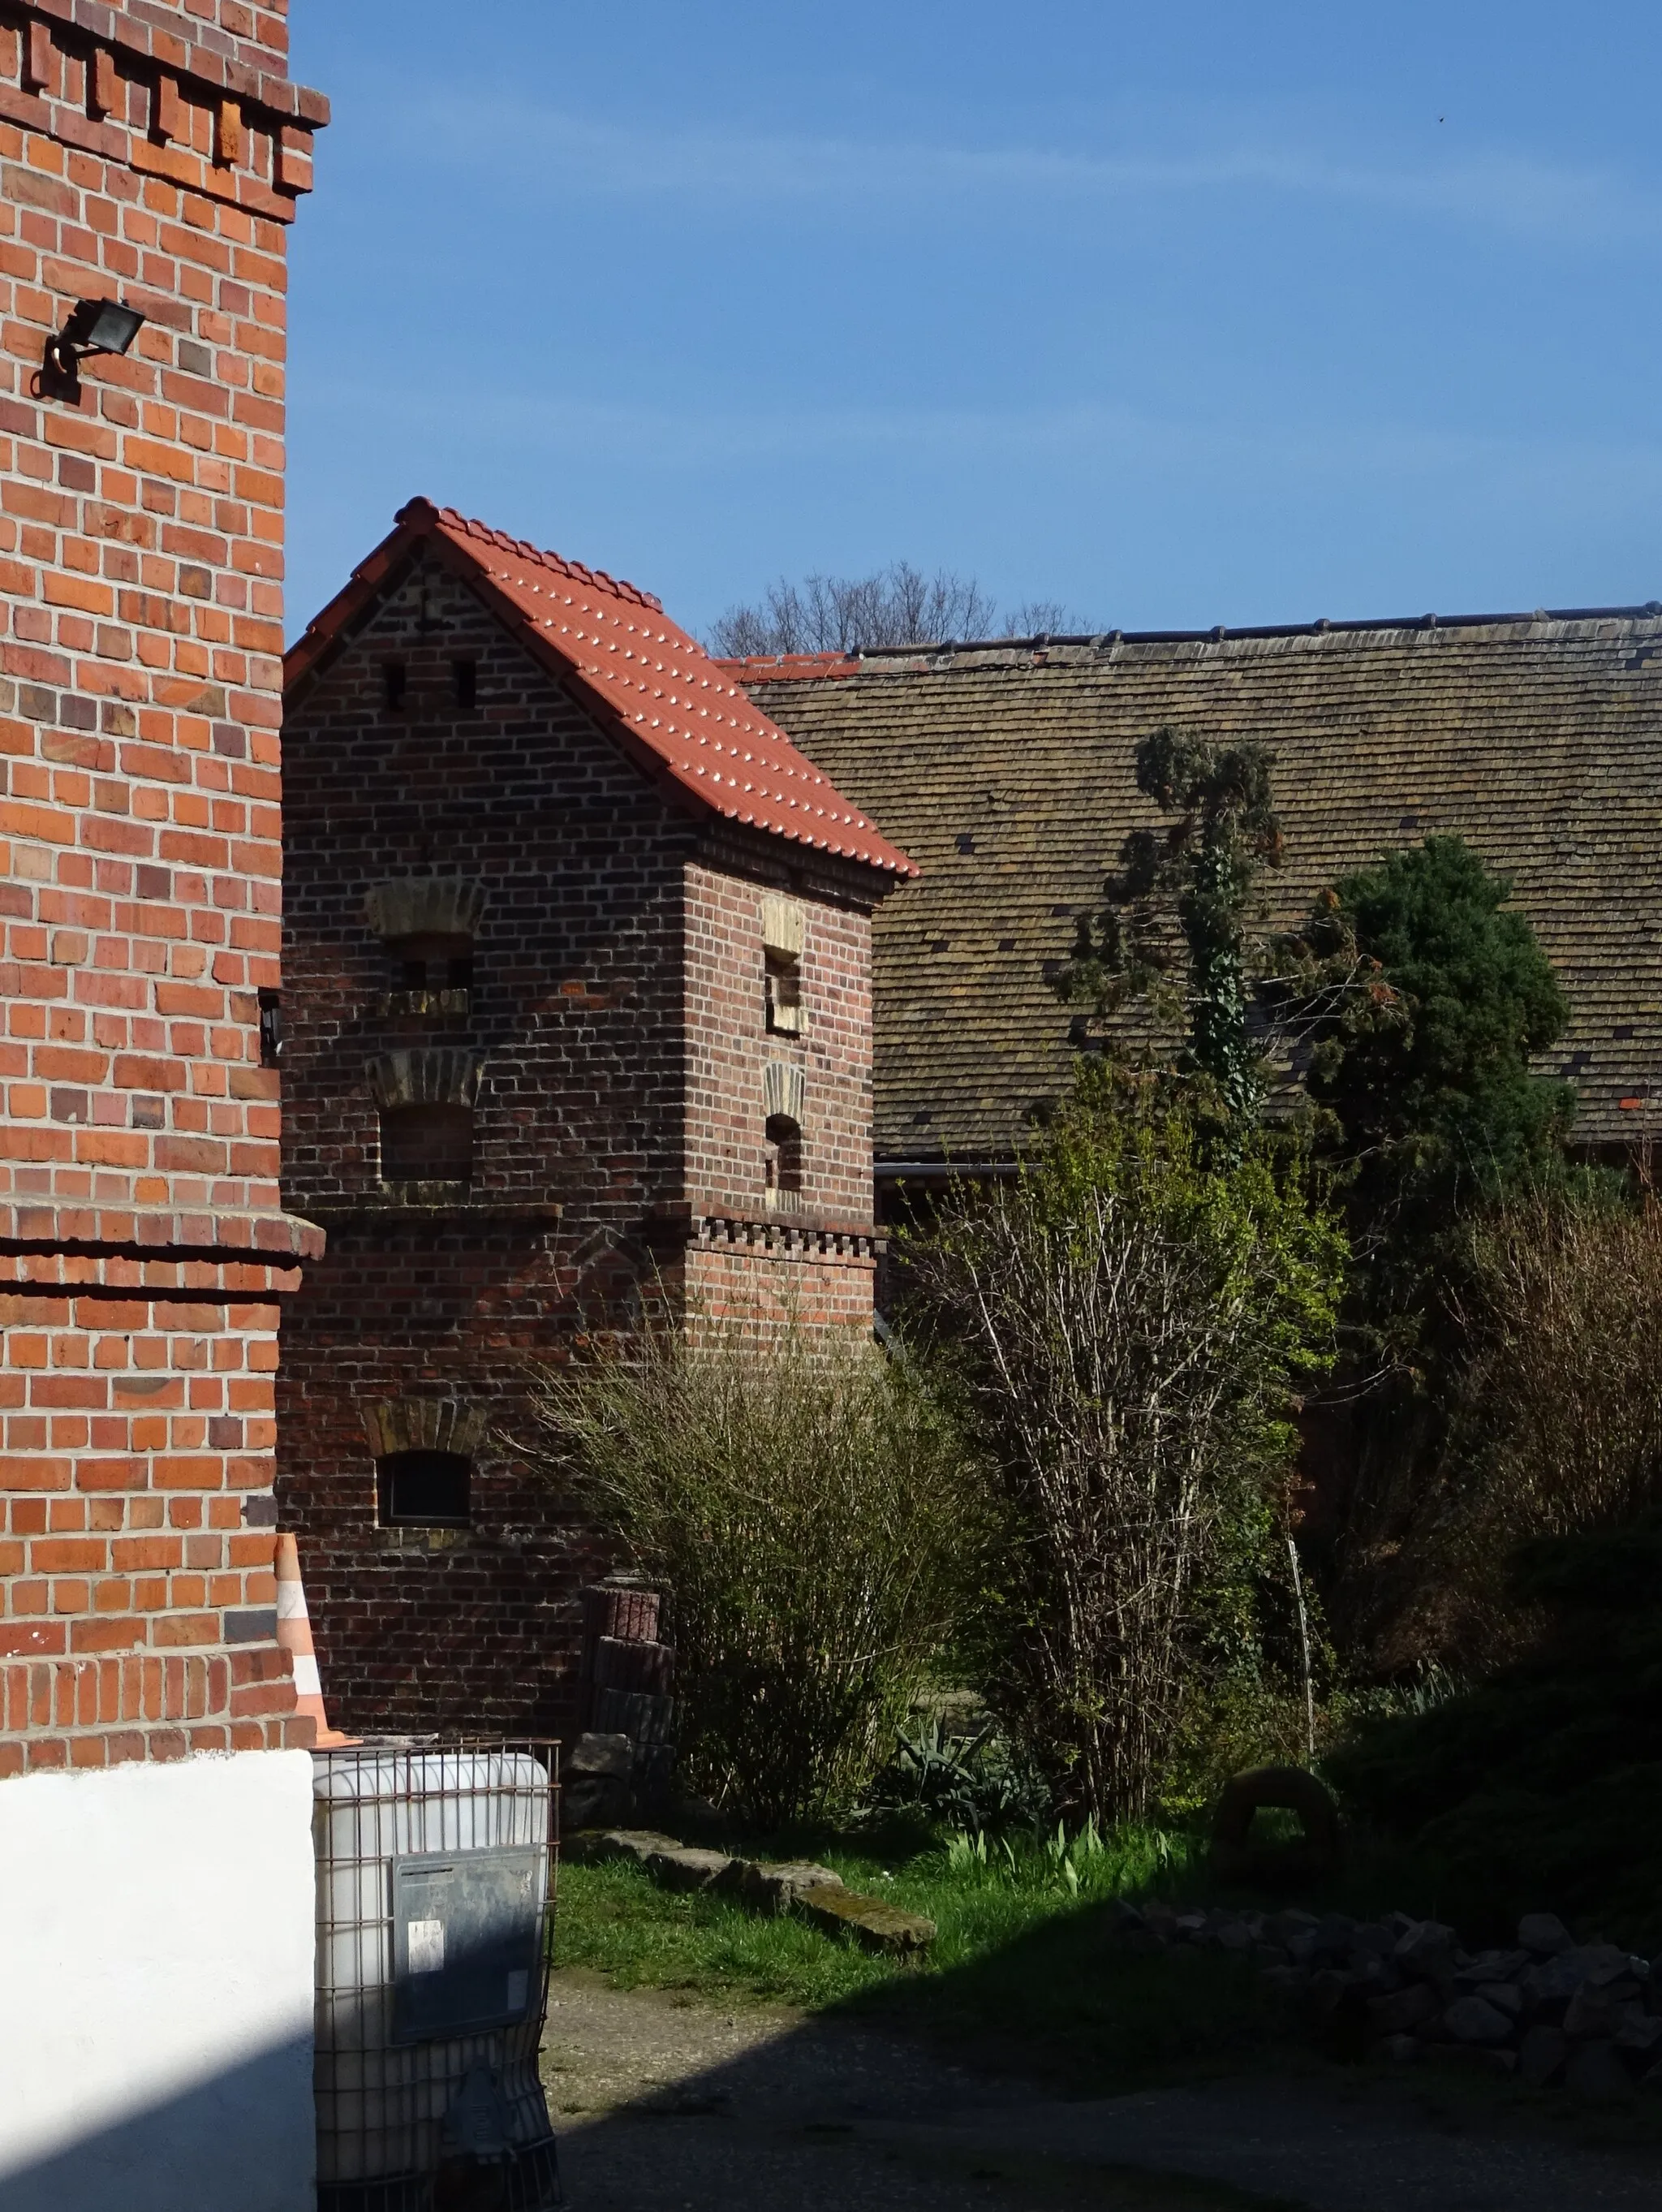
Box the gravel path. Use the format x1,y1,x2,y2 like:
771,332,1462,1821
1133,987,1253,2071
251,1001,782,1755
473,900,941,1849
540,1969,1662,2211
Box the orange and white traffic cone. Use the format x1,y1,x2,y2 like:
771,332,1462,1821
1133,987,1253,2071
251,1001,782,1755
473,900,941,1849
274,1532,347,1746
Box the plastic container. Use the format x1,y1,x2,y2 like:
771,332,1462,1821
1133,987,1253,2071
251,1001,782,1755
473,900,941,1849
312,1742,560,2211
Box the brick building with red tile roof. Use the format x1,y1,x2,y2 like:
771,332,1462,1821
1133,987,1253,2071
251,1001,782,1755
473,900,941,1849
277,499,912,1741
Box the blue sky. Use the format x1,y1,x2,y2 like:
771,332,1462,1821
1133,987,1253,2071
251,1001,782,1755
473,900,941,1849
286,2,1662,642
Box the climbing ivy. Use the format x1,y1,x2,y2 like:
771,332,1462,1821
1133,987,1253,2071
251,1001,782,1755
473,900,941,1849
1056,726,1283,1140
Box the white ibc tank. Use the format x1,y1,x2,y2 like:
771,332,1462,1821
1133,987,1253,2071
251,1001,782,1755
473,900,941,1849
312,1742,560,2212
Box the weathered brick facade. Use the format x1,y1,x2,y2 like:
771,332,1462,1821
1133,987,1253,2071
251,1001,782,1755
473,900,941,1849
0,0,326,1772
278,507,908,1738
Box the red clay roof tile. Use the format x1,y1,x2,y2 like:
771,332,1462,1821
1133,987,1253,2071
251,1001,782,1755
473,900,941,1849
286,500,915,881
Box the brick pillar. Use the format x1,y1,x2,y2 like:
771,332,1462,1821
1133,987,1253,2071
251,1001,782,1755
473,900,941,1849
0,2,329,1771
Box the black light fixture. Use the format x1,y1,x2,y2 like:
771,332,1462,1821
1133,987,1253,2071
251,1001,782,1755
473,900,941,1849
35,298,147,404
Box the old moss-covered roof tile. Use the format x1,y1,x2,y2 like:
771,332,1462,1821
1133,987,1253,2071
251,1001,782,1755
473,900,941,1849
736,611,1662,1158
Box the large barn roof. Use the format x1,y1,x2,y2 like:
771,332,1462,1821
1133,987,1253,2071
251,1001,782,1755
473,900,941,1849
732,606,1662,1162
286,501,915,882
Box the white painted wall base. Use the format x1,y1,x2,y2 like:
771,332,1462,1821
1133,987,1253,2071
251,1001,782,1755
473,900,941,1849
0,1749,316,2211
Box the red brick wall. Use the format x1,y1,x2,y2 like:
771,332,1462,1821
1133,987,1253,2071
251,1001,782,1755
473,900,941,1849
682,856,875,1227
0,0,325,1770
277,545,886,1736
683,1239,877,1339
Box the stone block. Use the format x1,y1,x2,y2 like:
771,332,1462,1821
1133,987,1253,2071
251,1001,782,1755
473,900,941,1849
1456,1949,1528,1986
1366,1981,1439,2037
1565,1984,1641,2039
794,1883,936,1955
721,1859,846,1913
1475,1981,1523,2020
1518,1912,1574,1957
1394,1920,1457,1986
566,1733,635,1779
1444,1995,1513,2045
1615,2013,1662,2060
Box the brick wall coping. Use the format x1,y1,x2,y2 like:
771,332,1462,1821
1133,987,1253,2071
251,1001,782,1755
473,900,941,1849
0,5,326,226
22,0,329,124
295,1200,566,1224
0,1201,324,1260
691,1208,883,1261
646,1197,881,1248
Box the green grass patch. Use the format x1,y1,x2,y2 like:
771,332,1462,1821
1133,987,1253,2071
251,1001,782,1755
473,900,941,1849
553,1822,1302,2089
553,1856,892,2008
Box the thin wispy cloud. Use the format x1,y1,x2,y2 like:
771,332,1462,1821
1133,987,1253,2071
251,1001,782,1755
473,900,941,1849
308,377,1662,511
393,102,1656,248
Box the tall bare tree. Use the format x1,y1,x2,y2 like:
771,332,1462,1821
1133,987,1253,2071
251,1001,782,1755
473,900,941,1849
907,1087,1344,1821
709,566,1096,658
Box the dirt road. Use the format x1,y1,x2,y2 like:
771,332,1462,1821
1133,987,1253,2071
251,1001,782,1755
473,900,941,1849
540,1968,1662,2210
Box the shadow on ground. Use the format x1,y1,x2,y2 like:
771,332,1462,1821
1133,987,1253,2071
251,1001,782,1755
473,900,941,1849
542,1895,1662,2212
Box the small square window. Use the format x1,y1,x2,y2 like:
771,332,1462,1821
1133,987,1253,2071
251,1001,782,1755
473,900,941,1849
381,1103,474,1185
382,661,407,711
384,931,475,1014
378,1449,471,1528
452,658,478,709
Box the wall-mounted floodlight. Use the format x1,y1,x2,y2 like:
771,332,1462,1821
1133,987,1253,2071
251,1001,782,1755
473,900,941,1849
35,298,147,404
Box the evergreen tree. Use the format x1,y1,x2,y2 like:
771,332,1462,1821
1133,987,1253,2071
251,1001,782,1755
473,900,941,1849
1284,836,1573,1279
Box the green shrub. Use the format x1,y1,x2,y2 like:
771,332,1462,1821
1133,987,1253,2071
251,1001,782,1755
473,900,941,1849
863,1716,1053,1836
523,1313,995,1827
906,1073,1345,1824
1284,835,1573,1283
1358,1191,1662,1669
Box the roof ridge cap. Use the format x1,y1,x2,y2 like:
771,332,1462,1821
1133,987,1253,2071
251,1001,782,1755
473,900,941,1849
833,600,1662,662
422,502,665,614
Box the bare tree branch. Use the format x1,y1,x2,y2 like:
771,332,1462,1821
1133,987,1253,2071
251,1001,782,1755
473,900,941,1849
709,564,1095,657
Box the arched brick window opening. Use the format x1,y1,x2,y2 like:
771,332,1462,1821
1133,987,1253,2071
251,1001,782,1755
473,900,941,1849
764,1113,803,1208
379,1102,474,1185
367,1048,484,1193
377,1448,471,1529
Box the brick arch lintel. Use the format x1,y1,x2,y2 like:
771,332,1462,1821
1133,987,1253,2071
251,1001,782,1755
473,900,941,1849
360,1397,490,1461
364,877,487,942
762,1060,805,1123
364,1049,484,1112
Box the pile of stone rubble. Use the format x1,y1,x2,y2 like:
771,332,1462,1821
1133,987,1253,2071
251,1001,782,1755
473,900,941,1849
1109,1901,1662,2098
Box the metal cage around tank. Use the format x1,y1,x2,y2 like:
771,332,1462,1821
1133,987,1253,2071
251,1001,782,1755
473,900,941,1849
312,1739,562,2211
